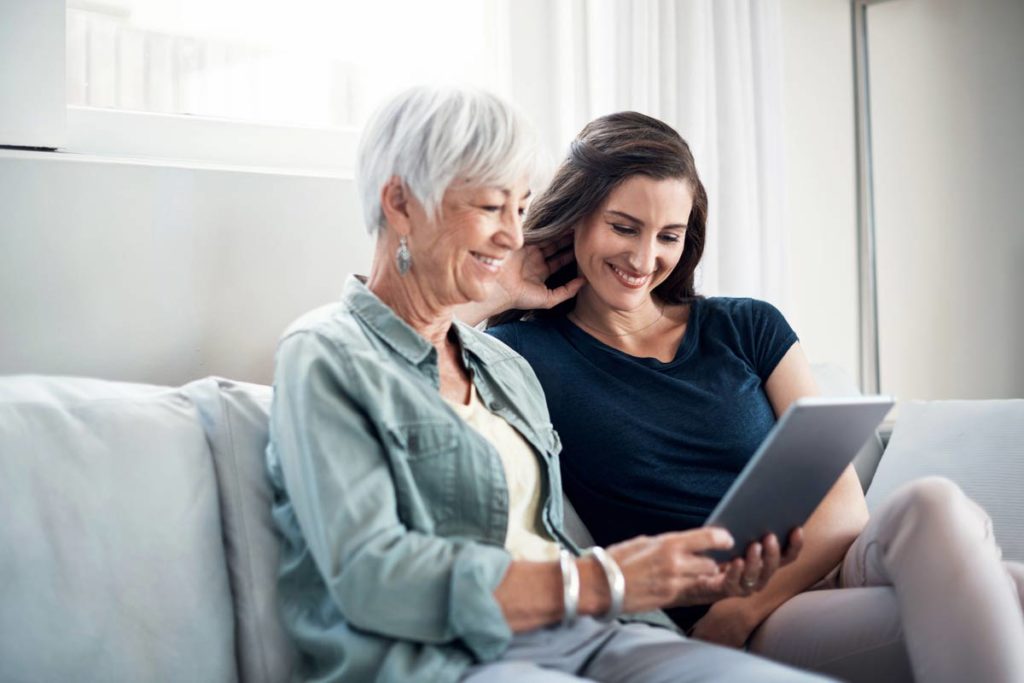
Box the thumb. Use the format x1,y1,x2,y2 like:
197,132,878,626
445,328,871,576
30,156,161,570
545,276,587,308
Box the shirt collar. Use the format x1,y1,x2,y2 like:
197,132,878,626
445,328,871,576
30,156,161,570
342,275,502,368
342,275,435,366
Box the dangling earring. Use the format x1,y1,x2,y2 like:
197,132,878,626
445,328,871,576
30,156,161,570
396,235,412,275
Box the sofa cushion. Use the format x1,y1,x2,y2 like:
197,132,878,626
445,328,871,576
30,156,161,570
865,400,1024,562
0,376,236,682
185,377,295,683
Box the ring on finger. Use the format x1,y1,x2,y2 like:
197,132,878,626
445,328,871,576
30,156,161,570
741,577,756,589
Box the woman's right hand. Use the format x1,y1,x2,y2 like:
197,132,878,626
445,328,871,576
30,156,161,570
602,528,760,613
493,233,586,313
453,234,586,326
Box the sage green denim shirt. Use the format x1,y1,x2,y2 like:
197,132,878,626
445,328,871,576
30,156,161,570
266,275,575,683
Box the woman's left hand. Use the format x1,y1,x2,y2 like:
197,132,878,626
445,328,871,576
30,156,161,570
690,527,805,648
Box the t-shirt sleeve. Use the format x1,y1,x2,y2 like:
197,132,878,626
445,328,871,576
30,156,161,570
485,322,523,354
747,300,799,381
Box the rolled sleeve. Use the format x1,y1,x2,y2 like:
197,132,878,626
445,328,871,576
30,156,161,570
448,543,513,661
270,331,513,660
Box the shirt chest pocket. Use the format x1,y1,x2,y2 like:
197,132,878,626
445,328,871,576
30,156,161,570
387,418,510,540
387,421,459,531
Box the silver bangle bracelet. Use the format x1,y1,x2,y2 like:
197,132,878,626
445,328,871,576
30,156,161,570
559,548,580,627
587,546,625,622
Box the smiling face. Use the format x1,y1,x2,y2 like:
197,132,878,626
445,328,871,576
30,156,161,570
406,177,531,305
574,175,694,312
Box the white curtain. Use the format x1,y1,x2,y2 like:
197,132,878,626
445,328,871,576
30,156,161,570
506,0,788,307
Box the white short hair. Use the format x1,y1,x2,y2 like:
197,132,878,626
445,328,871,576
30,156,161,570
356,85,543,236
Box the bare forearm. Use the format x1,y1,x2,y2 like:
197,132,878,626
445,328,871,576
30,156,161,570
722,468,869,624
494,558,609,632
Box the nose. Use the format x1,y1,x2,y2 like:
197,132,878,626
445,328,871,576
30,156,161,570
626,236,657,275
495,208,525,251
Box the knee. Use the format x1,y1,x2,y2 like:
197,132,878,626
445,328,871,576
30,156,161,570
887,476,989,537
895,476,963,514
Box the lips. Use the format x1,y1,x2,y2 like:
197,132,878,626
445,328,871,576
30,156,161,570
471,251,505,273
607,262,651,289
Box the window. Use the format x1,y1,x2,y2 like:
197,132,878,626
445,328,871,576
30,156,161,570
61,0,509,172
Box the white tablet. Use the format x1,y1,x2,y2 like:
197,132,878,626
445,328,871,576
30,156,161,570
703,396,894,562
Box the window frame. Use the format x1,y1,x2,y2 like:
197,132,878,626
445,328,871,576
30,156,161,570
1,0,511,174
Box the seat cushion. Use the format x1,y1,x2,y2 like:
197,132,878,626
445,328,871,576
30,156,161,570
866,400,1024,562
185,377,295,683
0,376,236,682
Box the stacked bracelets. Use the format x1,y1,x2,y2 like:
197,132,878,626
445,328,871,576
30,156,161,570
558,549,579,626
558,546,626,626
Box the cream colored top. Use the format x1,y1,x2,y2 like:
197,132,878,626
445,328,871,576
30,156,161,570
446,384,561,562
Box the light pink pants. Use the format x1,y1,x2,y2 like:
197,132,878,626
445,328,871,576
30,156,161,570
749,476,1024,683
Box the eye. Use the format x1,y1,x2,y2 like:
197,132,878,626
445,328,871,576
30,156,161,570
659,232,683,243
518,207,526,217
610,224,638,236
480,205,502,213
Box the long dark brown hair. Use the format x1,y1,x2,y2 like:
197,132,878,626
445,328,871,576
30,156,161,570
488,111,708,327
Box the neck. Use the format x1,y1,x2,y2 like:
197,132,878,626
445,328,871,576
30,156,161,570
571,285,663,337
366,238,453,351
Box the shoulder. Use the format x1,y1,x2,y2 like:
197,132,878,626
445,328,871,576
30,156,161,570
698,297,790,330
486,317,564,353
455,320,526,364
275,301,379,374
699,296,779,317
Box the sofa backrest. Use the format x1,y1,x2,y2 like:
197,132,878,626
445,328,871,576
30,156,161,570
865,399,1024,562
0,376,237,682
184,377,296,683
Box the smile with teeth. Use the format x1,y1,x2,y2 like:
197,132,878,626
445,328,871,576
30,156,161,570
471,251,505,272
608,263,651,288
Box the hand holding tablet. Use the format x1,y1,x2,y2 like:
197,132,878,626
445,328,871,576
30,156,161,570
702,396,894,563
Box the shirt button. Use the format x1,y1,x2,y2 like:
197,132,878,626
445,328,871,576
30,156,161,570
489,400,505,411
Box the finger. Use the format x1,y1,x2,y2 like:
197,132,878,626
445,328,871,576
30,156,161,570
724,558,746,595
782,527,805,565
539,233,575,257
758,534,781,589
544,248,576,273
677,552,720,577
544,277,586,307
742,542,763,589
676,527,735,554
690,573,727,604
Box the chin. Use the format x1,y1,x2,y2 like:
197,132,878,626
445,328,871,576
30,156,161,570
454,279,491,305
594,281,653,310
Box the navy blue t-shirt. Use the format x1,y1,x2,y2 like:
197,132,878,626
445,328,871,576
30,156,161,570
488,297,799,547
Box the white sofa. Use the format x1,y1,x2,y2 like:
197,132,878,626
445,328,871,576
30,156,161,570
1,372,1022,682
0,376,292,683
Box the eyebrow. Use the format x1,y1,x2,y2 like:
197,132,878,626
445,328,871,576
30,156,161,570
605,209,687,230
498,187,532,200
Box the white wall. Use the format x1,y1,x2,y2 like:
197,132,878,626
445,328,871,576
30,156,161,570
3,0,1019,398
779,0,1023,401
0,152,372,386
779,0,861,381
869,0,1024,400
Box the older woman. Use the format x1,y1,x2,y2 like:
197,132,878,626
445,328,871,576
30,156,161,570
265,87,832,683
472,111,1024,682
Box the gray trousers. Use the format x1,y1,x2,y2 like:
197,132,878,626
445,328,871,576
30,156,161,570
462,616,834,682
750,477,1024,683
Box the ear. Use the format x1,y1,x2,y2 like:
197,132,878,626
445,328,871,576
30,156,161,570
380,176,412,236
